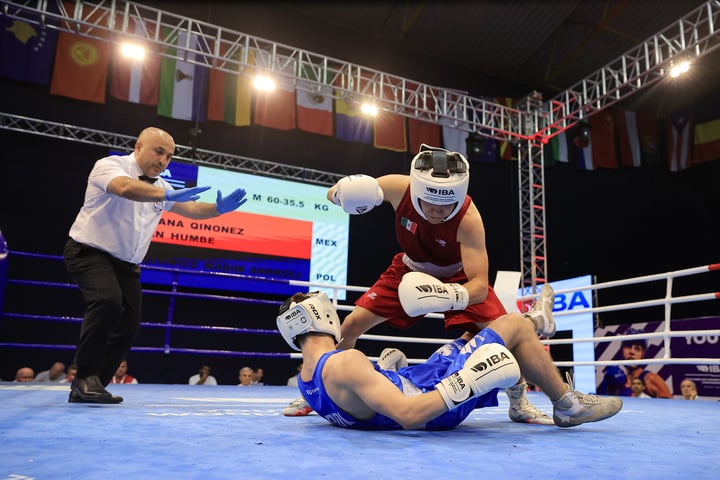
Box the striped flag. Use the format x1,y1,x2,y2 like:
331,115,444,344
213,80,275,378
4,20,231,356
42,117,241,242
207,45,254,127
110,19,160,105
693,106,720,165
615,109,642,167
157,31,209,122
667,111,694,171
296,65,333,136
335,95,372,144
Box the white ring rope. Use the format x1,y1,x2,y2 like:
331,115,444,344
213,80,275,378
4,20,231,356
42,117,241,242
291,263,720,367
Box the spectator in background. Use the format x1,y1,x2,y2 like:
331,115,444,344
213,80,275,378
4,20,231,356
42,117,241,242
252,368,265,386
110,360,138,384
630,377,651,398
237,367,254,386
598,329,672,399
34,362,66,383
14,367,35,382
61,364,78,384
189,365,217,386
680,378,698,400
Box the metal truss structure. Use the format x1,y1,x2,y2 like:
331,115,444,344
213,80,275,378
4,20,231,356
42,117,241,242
1,0,719,288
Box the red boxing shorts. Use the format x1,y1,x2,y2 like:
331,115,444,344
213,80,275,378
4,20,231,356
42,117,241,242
355,252,508,334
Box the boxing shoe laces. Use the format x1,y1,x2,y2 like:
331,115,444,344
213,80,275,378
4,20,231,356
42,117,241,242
283,397,313,417
506,383,554,426
526,283,556,338
552,373,623,428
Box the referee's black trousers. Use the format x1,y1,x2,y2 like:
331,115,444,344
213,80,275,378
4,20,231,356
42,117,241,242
64,238,142,386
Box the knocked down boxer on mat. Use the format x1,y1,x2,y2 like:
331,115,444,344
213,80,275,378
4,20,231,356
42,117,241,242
286,145,577,425
277,291,622,430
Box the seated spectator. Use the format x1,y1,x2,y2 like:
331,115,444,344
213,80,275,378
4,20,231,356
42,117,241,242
238,367,254,386
34,362,66,383
14,367,35,382
110,360,139,384
60,364,78,384
680,378,698,400
252,368,265,386
286,363,302,388
189,365,217,386
630,377,651,398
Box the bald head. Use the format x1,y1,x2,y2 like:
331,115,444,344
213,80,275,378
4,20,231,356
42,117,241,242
135,127,176,177
15,367,34,382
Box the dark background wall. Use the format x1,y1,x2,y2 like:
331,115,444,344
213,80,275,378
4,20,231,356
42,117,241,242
1,6,718,384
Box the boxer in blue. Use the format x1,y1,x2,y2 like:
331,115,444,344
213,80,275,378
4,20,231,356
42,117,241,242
277,291,622,430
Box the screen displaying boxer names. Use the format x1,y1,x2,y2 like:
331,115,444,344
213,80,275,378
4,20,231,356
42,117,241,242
141,161,349,299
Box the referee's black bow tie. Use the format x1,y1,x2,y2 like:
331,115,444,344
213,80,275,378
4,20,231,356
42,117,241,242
139,175,158,184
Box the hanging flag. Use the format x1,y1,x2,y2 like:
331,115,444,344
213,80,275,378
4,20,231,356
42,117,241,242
693,106,720,165
615,109,642,167
371,81,407,152
253,51,296,131
408,118,441,155
0,7,58,85
373,110,407,152
110,19,161,105
157,30,209,122
335,95,372,144
406,83,441,153
667,111,694,171
296,64,333,136
49,32,111,104
441,122,469,156
578,111,618,170
544,131,573,166
636,113,661,168
207,45,254,127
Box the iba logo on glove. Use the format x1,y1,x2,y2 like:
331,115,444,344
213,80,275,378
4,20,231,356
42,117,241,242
414,283,449,295
470,351,512,373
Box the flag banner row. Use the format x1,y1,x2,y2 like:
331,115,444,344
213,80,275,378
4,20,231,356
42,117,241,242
1,11,718,167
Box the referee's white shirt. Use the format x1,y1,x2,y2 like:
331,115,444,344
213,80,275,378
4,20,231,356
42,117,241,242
69,153,175,264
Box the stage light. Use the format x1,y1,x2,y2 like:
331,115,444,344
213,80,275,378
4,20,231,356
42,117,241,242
253,75,275,92
465,131,485,159
120,42,145,60
573,121,591,148
670,60,690,78
360,102,378,116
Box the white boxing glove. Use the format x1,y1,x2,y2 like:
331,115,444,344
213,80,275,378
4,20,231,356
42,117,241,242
435,342,520,410
398,271,469,317
332,174,384,215
377,348,408,372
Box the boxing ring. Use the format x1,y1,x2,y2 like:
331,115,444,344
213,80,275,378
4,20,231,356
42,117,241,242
1,247,719,479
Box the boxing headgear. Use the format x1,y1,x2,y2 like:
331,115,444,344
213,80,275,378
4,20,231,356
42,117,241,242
409,145,469,222
276,291,341,351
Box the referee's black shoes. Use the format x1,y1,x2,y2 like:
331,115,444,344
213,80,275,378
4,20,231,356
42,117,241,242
69,375,123,404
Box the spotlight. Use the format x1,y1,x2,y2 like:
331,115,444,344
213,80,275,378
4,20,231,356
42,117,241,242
360,102,378,116
572,121,591,148
670,61,690,78
120,42,145,60
253,75,275,92
465,131,485,159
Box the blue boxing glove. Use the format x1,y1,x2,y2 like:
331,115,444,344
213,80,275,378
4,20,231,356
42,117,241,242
215,188,248,214
165,186,211,202
599,366,627,395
